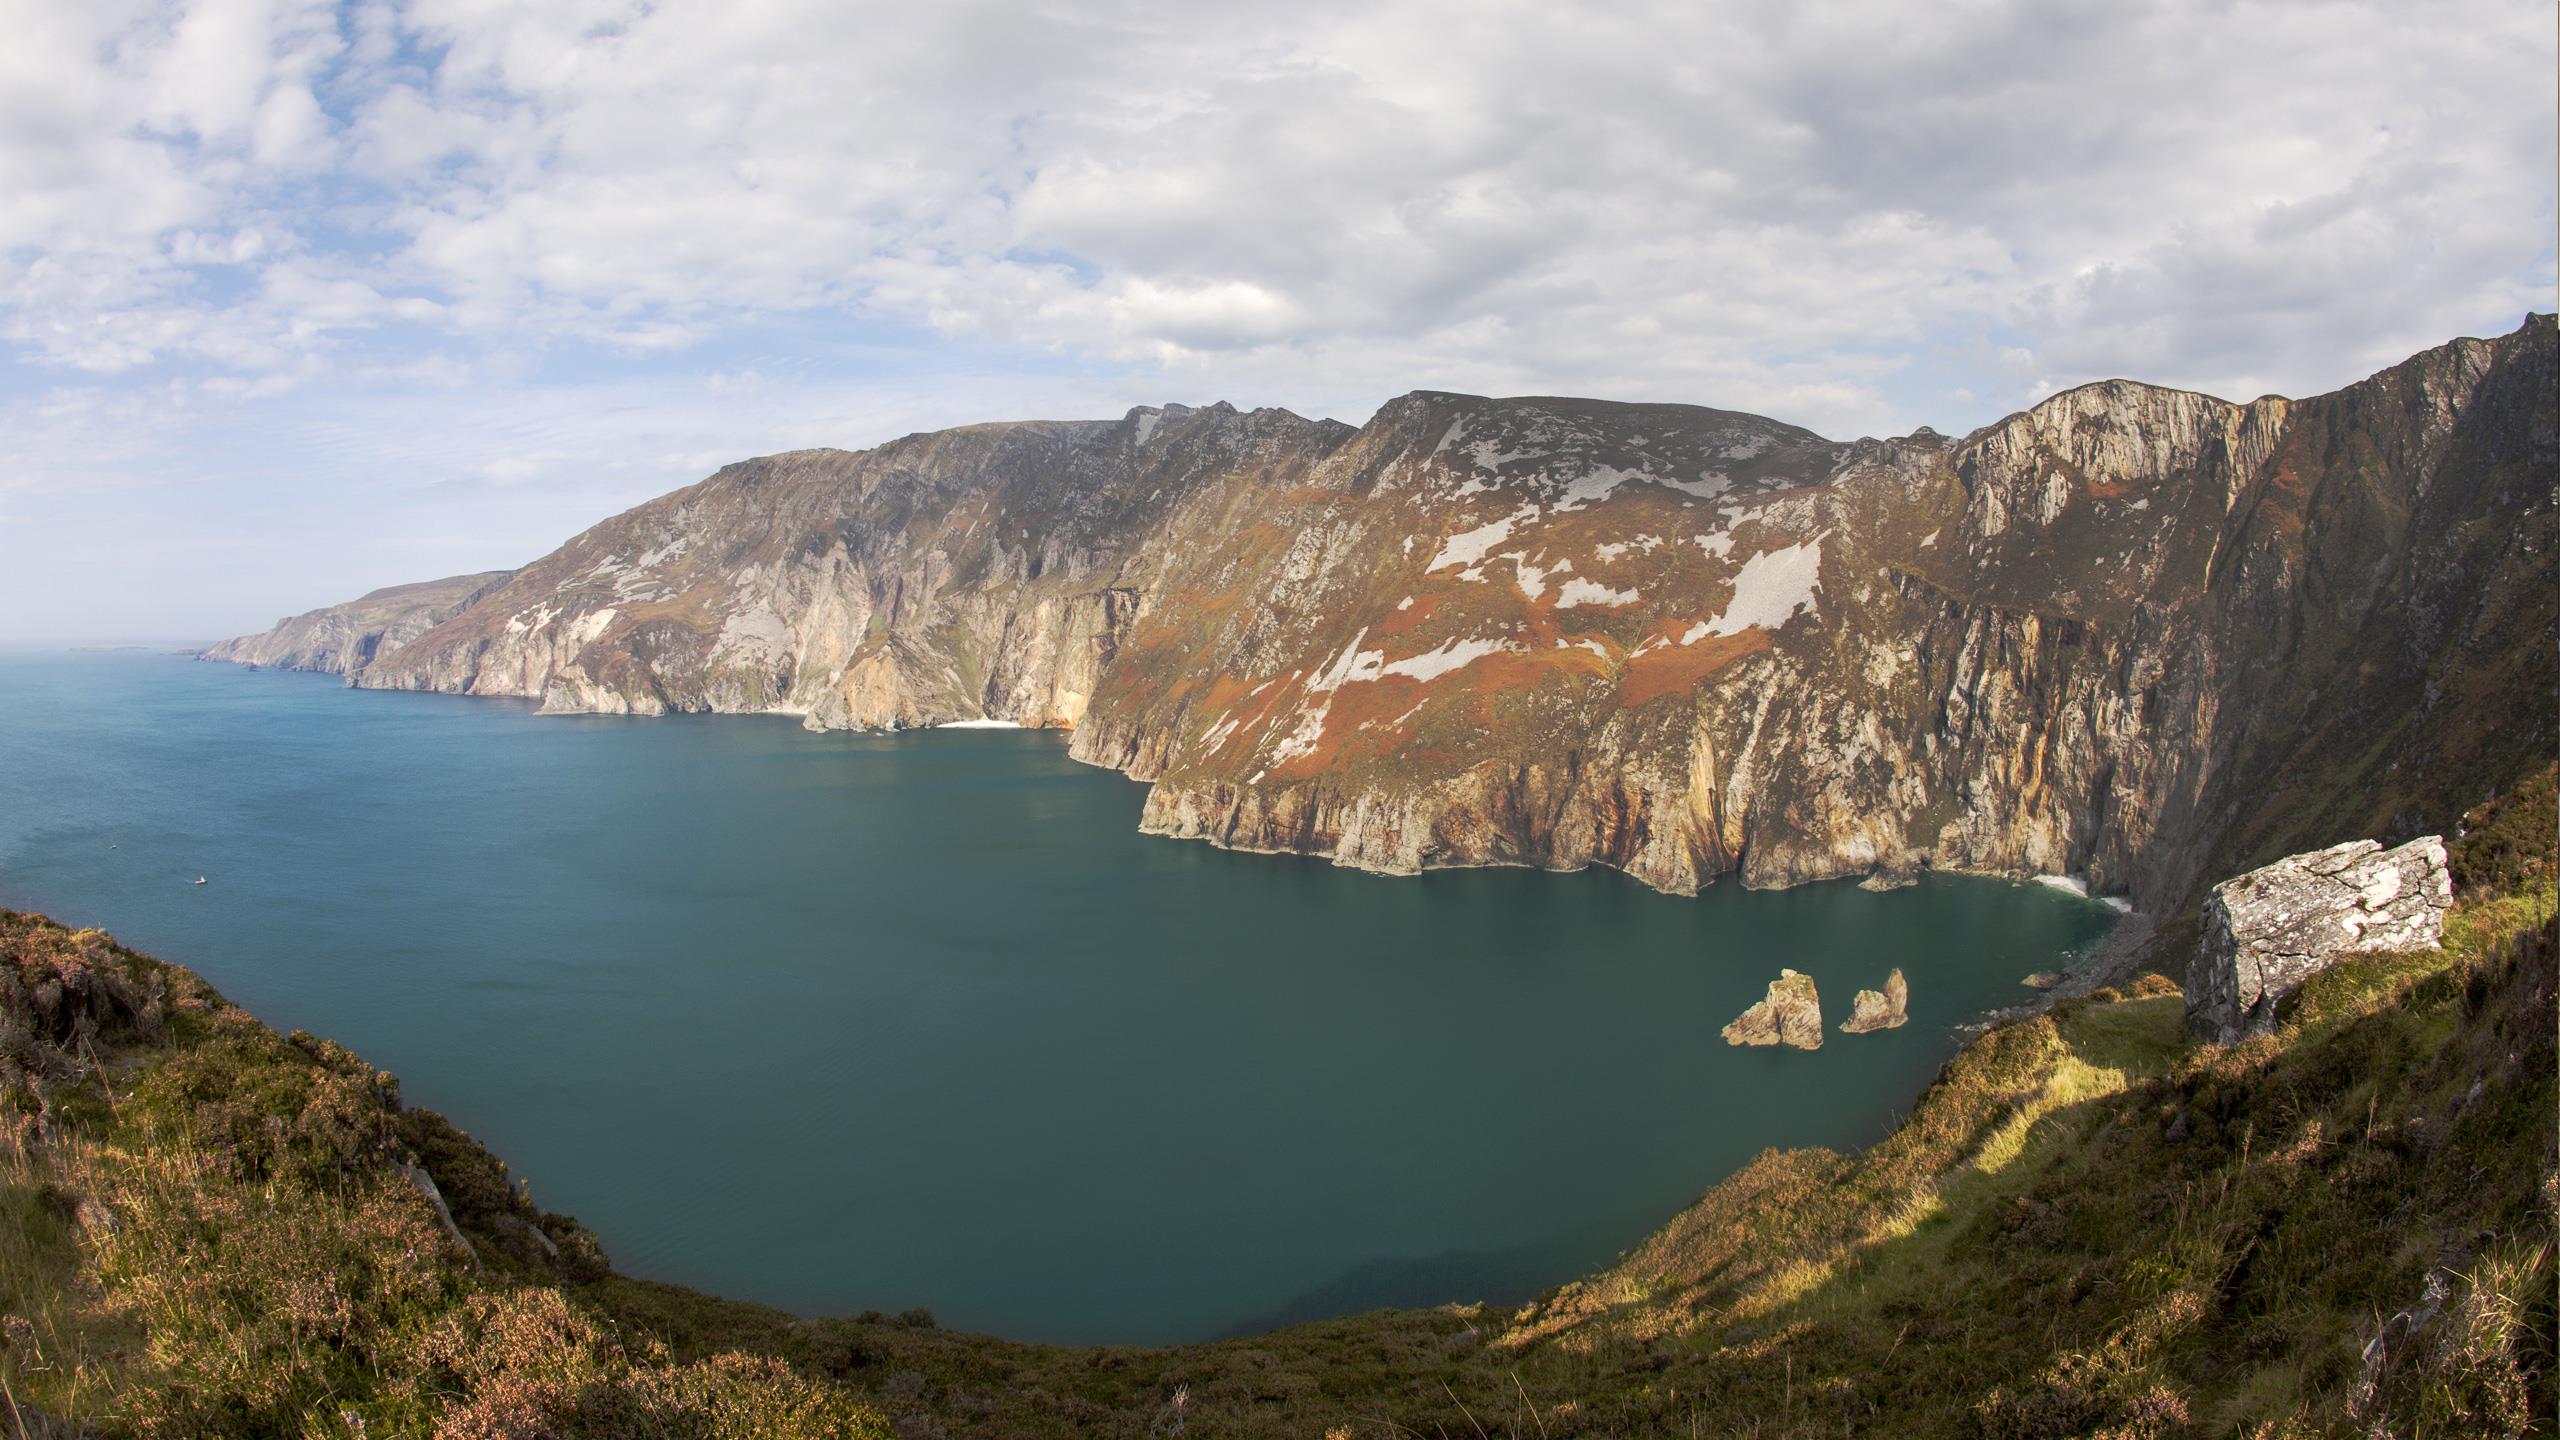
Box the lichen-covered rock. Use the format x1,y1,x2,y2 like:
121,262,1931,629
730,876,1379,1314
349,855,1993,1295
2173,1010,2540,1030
1723,970,1823,1050
1841,969,1909,1033
2188,836,2452,1043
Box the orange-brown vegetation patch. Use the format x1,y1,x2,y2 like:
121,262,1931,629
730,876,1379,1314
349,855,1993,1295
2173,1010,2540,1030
1462,648,1564,695
1449,646,1593,729
1305,679,1433,774
1201,675,1298,763
1372,590,1448,639
1196,673,1262,715
1129,579,1248,651
1269,483,1348,509
1261,661,1450,782
1528,602,1647,659
1263,632,1603,781
1619,627,1769,707
1545,641,1618,680
2257,455,2314,543
615,594,726,633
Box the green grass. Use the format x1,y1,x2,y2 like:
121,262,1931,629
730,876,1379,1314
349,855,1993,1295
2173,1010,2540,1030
0,916,888,1439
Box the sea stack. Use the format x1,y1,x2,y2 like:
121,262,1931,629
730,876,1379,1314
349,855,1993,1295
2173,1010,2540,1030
1841,969,1910,1034
1723,970,1823,1050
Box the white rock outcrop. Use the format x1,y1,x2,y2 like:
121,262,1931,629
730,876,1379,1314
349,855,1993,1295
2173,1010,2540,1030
2188,836,2451,1043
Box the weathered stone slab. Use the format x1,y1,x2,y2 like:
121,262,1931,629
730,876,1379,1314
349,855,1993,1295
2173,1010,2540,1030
2188,836,2450,1043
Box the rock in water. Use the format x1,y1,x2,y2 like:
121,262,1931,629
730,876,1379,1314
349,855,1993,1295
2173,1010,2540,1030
2188,836,2451,1043
1724,969,1824,1050
1841,968,1909,1033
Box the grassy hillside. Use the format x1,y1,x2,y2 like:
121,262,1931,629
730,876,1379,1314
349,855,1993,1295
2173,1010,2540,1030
3,770,2550,1437
0,914,887,1438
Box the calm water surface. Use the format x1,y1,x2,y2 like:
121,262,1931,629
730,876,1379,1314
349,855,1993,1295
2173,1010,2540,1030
0,652,2112,1343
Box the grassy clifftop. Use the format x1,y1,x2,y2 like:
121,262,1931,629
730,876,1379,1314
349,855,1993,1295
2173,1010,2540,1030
0,914,887,1438
3,771,2551,1437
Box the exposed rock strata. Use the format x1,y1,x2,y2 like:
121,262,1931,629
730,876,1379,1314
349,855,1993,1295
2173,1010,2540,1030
2189,836,2452,1043
1841,969,1910,1033
201,572,512,675
206,318,2559,916
1723,970,1824,1049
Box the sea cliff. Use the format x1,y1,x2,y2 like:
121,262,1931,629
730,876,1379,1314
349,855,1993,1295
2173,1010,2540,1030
207,319,2557,923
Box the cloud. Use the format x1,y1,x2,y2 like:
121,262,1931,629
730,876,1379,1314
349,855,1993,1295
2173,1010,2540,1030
0,0,2551,637
3,0,2551,428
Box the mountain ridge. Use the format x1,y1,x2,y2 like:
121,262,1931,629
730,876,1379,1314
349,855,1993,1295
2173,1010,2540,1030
206,316,2559,921
201,569,516,676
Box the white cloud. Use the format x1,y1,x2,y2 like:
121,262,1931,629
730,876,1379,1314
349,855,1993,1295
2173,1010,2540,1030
0,0,2551,637
3,0,2550,428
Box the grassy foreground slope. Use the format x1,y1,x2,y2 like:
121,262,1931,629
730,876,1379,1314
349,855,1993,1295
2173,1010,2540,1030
2,772,2550,1438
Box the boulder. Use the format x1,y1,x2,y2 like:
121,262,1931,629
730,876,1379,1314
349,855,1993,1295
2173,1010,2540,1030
1723,969,1823,1050
2188,836,2451,1043
1841,968,1910,1033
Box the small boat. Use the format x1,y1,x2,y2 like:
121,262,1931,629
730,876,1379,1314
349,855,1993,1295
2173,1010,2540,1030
193,876,207,886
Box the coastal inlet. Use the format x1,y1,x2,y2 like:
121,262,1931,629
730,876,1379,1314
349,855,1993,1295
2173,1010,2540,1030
0,651,2116,1343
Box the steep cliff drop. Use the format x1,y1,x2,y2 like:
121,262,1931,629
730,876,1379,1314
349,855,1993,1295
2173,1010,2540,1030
201,571,514,676
206,317,2558,922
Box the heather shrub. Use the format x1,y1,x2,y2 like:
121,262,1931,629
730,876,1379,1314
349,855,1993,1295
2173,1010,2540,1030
0,912,890,1437
0,764,2550,1438
2450,763,2557,895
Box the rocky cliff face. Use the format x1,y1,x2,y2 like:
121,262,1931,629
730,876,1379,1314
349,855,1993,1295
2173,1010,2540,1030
208,318,2558,913
326,406,1350,731
199,572,513,675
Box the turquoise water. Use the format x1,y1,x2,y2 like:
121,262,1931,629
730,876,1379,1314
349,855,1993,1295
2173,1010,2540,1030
0,652,2112,1344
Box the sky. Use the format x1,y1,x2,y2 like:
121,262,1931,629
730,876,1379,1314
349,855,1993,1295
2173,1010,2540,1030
2,0,2552,644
